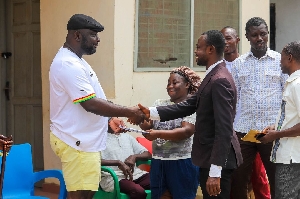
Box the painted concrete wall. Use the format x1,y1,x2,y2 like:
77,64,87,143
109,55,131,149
40,0,270,184
40,0,117,183
239,0,270,54
270,0,300,52
40,0,170,184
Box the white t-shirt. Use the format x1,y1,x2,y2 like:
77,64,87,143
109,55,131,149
224,59,233,73
49,47,108,152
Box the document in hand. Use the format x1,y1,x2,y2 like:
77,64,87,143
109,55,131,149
241,129,264,143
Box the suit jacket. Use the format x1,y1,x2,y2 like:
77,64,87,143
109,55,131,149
157,62,242,169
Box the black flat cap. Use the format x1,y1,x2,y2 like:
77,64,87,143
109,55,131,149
67,14,104,32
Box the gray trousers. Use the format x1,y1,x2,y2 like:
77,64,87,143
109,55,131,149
275,163,300,199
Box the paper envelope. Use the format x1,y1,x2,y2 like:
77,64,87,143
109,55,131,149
241,129,261,143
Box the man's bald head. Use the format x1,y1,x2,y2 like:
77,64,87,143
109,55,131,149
220,26,240,62
221,26,238,38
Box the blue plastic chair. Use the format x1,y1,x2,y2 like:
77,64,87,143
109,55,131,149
0,143,67,199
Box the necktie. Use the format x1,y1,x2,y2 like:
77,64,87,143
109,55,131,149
271,100,286,163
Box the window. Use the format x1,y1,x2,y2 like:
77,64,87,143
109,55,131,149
134,0,239,71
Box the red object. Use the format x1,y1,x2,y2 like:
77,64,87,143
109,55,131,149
136,137,152,172
136,137,152,154
251,153,271,199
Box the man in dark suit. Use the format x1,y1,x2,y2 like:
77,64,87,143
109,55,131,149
138,30,242,199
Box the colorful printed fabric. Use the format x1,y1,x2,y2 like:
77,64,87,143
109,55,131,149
271,100,286,163
152,99,196,160
73,93,96,104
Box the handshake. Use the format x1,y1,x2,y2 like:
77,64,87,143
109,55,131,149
127,103,150,125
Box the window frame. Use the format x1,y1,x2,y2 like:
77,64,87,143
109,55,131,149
133,0,204,72
134,0,240,72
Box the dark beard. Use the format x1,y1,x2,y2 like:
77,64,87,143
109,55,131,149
253,44,267,52
197,58,207,66
81,35,96,55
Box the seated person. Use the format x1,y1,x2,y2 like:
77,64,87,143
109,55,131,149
100,117,151,199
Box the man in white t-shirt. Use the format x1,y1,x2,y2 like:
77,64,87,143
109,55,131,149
49,14,145,199
259,41,300,199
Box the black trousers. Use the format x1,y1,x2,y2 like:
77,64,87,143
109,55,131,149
200,167,234,199
231,132,276,199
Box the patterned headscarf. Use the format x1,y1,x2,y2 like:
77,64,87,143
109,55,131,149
171,66,201,94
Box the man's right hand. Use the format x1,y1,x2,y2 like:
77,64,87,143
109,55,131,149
118,161,133,181
127,106,146,125
108,117,125,134
262,125,275,133
138,103,150,120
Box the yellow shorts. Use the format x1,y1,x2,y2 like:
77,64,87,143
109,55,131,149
50,132,101,191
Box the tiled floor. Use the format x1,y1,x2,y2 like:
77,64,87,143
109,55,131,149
34,186,255,199
35,187,59,199
35,186,204,199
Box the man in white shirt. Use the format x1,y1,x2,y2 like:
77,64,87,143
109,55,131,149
221,26,271,199
230,17,287,199
221,26,240,73
49,14,145,199
259,41,300,199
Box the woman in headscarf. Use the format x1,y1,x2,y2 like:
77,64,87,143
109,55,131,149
140,66,201,199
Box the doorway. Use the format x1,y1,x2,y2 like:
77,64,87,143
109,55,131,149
0,0,43,171
270,3,276,51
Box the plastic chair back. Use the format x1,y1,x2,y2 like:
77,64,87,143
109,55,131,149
1,143,35,196
136,137,152,154
0,143,67,199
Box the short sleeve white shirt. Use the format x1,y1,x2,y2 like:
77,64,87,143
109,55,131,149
273,70,300,164
49,47,108,152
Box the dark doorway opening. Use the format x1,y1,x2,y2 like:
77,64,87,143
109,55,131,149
270,3,276,50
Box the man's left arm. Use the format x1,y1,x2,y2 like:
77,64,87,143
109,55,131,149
206,77,236,196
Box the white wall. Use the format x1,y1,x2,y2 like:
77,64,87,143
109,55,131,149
40,0,271,185
113,0,270,110
239,0,270,54
112,0,205,125
271,0,300,52
112,0,170,108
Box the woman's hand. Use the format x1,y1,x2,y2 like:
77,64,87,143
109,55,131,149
143,129,160,141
